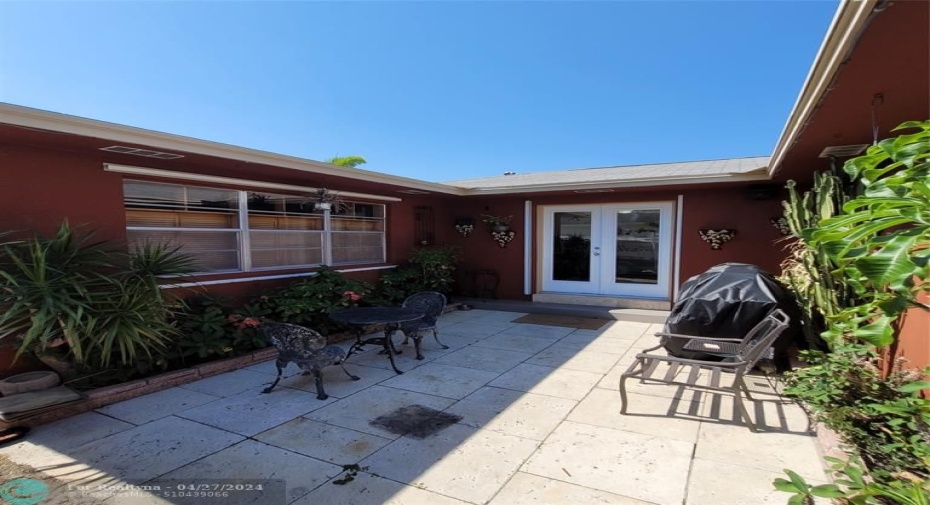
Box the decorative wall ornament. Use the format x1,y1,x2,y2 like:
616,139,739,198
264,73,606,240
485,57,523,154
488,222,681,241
491,230,516,248
454,218,475,238
769,217,791,236
698,229,736,250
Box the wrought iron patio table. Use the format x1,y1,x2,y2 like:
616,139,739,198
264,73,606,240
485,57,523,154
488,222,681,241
329,307,424,374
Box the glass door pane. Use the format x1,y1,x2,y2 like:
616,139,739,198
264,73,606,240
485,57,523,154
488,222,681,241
553,212,592,281
613,209,660,285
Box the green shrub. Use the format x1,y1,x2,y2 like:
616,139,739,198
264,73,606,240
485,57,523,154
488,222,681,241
258,266,372,334
784,345,930,480
0,222,194,369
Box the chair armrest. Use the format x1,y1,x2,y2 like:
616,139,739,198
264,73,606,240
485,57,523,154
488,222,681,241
635,352,748,368
654,333,743,343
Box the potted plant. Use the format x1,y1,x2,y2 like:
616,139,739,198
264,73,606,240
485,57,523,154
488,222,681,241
309,188,348,213
481,214,513,233
247,192,275,212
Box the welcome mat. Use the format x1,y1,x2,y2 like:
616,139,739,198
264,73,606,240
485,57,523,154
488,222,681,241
511,314,608,330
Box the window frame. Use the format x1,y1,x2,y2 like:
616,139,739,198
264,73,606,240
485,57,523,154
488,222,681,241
123,179,387,274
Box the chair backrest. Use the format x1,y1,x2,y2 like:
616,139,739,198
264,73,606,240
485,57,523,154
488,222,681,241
260,321,327,359
736,309,790,367
402,291,447,324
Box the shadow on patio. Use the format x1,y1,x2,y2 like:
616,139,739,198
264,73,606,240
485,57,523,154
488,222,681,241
0,309,824,505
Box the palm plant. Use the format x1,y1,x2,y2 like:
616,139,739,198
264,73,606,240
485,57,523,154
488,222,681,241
0,222,195,370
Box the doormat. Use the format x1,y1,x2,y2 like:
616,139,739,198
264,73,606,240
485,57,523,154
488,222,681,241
369,404,463,439
511,314,608,330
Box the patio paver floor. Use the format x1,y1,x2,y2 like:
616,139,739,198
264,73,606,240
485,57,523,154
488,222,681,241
0,309,825,504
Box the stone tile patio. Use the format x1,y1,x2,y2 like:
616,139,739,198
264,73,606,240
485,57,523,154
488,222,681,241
0,309,825,504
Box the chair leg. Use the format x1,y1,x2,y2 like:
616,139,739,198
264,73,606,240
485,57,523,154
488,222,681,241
432,328,450,349
619,374,631,414
262,359,286,394
312,368,328,400
733,387,758,432
413,333,425,360
339,360,360,381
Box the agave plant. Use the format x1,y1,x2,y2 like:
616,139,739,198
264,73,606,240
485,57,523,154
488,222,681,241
0,222,195,369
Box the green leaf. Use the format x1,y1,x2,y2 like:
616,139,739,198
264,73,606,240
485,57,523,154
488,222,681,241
854,233,921,291
773,478,801,493
899,381,930,393
809,484,845,498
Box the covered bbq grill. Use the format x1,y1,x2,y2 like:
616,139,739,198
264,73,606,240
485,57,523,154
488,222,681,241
664,263,804,371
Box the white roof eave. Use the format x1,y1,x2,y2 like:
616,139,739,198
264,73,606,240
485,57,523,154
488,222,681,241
452,170,772,195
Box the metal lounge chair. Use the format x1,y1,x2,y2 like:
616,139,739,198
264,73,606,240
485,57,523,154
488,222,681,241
260,321,359,400
619,309,790,431
399,291,450,360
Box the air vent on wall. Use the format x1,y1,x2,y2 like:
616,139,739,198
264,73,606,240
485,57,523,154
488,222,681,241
397,189,431,194
573,189,615,193
100,146,185,160
818,144,869,158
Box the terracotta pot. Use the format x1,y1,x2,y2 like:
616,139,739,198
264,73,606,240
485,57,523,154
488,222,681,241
0,344,50,378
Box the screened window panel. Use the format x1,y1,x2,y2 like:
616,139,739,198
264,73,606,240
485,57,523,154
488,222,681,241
126,230,240,271
248,215,323,231
332,217,384,232
125,180,387,272
126,209,237,229
249,230,323,268
331,232,384,264
125,180,237,213
251,248,323,268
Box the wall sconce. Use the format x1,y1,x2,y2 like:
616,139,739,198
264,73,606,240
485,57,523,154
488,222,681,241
492,230,516,248
699,229,736,250
770,217,791,236
454,218,475,238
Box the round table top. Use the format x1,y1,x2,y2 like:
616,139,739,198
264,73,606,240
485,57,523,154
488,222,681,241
329,307,424,325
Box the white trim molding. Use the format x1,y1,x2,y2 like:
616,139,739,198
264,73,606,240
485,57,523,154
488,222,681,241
161,265,398,289
105,163,402,202
524,200,532,296
673,194,684,301
767,0,880,176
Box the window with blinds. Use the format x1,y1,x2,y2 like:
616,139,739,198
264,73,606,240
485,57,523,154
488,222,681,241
123,180,386,273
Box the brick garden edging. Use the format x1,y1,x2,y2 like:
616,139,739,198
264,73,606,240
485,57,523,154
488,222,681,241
0,346,283,430
0,305,464,430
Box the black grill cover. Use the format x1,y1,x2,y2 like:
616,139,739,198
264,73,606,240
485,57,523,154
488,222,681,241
664,263,803,370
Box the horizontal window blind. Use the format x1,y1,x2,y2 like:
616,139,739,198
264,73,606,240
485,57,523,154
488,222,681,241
124,180,385,272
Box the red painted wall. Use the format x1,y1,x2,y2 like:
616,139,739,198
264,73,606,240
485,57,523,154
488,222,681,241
0,143,452,302
893,290,930,374
0,144,126,241
444,186,787,300
1,142,789,305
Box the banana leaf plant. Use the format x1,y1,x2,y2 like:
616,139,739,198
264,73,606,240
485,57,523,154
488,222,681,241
807,120,930,346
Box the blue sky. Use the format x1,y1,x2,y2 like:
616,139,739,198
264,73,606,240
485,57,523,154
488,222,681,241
0,1,837,182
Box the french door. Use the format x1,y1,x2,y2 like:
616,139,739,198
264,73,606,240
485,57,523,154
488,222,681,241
541,202,674,298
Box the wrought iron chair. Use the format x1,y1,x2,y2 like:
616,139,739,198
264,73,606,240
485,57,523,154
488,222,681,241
619,309,790,431
260,321,359,400
399,291,450,360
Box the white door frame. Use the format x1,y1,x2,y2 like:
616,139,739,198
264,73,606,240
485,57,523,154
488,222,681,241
540,201,675,299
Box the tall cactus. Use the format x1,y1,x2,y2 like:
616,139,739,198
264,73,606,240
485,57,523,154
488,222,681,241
780,172,855,348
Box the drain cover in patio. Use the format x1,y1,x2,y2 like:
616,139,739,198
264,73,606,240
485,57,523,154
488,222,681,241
369,404,462,439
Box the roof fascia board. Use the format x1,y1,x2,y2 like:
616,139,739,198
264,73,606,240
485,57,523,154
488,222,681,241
767,0,878,177
0,103,465,196
104,163,402,202
456,171,771,195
